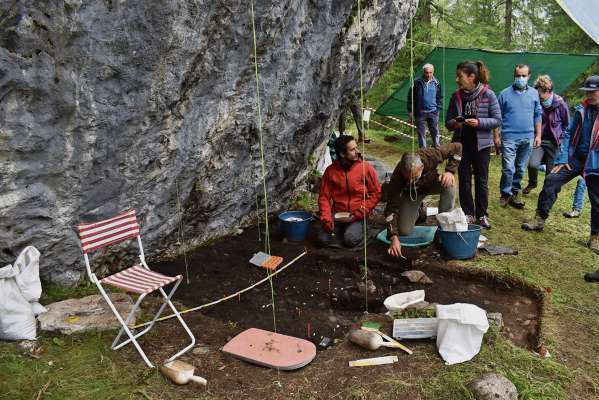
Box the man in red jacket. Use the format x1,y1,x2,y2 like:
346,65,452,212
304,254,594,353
318,135,382,247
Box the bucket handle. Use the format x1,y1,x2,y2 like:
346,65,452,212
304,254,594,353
456,231,477,250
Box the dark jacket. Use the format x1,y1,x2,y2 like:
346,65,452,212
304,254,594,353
384,143,462,237
407,76,443,116
556,100,599,176
445,84,502,151
541,94,569,145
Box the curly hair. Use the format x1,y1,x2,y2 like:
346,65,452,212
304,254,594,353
534,75,553,92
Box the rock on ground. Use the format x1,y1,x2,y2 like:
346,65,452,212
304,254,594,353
401,270,433,284
38,293,139,334
467,373,518,400
0,1,417,286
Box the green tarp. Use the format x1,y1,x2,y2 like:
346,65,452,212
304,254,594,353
375,47,598,122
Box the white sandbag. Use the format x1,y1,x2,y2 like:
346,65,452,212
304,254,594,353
0,246,46,341
436,208,468,232
436,303,489,365
384,290,426,313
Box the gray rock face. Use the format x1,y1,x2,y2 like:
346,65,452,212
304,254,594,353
467,373,518,400
0,1,416,286
38,293,139,334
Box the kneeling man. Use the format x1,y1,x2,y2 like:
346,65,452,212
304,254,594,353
385,143,462,257
318,135,382,247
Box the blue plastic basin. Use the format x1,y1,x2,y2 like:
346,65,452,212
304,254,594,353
377,226,438,248
278,211,313,241
438,224,481,259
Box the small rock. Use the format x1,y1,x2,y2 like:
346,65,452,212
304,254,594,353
486,312,504,330
192,345,211,355
467,372,518,400
405,300,430,310
356,280,377,296
327,315,338,324
521,319,531,326
17,340,38,354
401,270,433,284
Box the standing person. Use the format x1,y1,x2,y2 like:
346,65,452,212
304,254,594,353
384,143,462,257
522,76,599,256
445,61,501,228
318,135,382,248
407,63,443,148
522,75,570,194
496,64,542,208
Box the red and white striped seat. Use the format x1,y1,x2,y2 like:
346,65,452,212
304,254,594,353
78,209,140,254
101,264,181,294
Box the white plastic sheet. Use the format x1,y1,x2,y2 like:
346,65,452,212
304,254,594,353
436,303,489,365
435,208,468,232
556,0,599,46
0,246,46,340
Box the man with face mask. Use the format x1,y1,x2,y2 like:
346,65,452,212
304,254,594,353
384,143,462,257
522,77,599,263
496,64,543,209
318,135,382,248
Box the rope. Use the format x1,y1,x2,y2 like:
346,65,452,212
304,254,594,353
250,0,278,333
130,251,308,329
408,0,418,202
175,180,190,284
364,108,451,140
356,0,369,313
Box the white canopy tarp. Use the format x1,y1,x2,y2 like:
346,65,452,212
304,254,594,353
556,0,599,46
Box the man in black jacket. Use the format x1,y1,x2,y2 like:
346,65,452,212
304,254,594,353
407,63,443,148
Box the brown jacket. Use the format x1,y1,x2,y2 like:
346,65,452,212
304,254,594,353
384,143,462,237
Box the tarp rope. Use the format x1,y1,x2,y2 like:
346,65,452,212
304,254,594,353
408,0,418,202
250,0,278,334
356,0,369,313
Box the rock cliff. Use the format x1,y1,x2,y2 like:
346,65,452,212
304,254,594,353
0,0,416,286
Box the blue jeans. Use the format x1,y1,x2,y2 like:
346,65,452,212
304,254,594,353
415,111,440,148
500,138,533,196
573,177,587,211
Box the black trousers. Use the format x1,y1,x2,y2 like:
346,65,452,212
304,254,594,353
527,139,557,187
537,154,584,219
458,136,491,218
585,175,599,234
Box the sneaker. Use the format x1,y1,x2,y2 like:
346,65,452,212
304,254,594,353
521,213,545,231
478,215,491,229
466,215,476,224
522,184,537,195
587,234,599,255
584,270,599,282
563,209,581,218
509,192,525,209
500,194,510,208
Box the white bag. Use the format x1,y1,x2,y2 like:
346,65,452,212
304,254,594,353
0,246,46,341
384,290,426,313
436,303,489,365
436,208,468,232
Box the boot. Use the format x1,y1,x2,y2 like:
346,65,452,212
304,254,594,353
521,212,545,231
563,209,581,218
587,234,599,254
522,184,537,195
584,270,599,282
509,192,525,209
500,193,510,208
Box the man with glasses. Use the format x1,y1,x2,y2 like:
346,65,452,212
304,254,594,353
495,64,542,208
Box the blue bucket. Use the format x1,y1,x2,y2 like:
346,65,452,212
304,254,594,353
278,211,313,241
438,224,481,259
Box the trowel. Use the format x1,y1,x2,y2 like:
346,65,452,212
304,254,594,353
160,360,207,386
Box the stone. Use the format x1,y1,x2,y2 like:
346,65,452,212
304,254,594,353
401,270,433,284
38,293,139,335
0,1,417,286
486,312,504,330
17,340,38,354
192,344,211,355
356,280,377,297
467,373,518,400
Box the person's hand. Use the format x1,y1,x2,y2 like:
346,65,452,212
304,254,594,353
387,235,403,258
451,119,463,129
493,136,502,154
551,163,571,174
322,219,334,234
465,118,479,127
533,136,542,148
439,172,455,188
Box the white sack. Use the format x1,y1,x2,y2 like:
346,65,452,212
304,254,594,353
0,246,46,341
436,303,489,365
435,208,468,232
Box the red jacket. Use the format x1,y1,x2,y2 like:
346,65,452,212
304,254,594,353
318,159,382,230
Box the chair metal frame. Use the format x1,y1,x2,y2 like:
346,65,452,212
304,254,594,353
78,210,195,368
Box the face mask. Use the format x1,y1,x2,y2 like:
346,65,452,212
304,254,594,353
514,77,528,88
542,94,554,107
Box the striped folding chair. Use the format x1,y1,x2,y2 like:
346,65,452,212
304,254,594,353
77,209,195,368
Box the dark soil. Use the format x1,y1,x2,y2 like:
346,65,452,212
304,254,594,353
136,223,544,399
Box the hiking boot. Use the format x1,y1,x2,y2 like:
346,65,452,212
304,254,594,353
478,215,491,229
466,215,476,224
521,213,545,231
587,234,599,254
563,209,582,218
509,192,525,209
500,194,510,208
584,270,599,282
522,184,537,195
